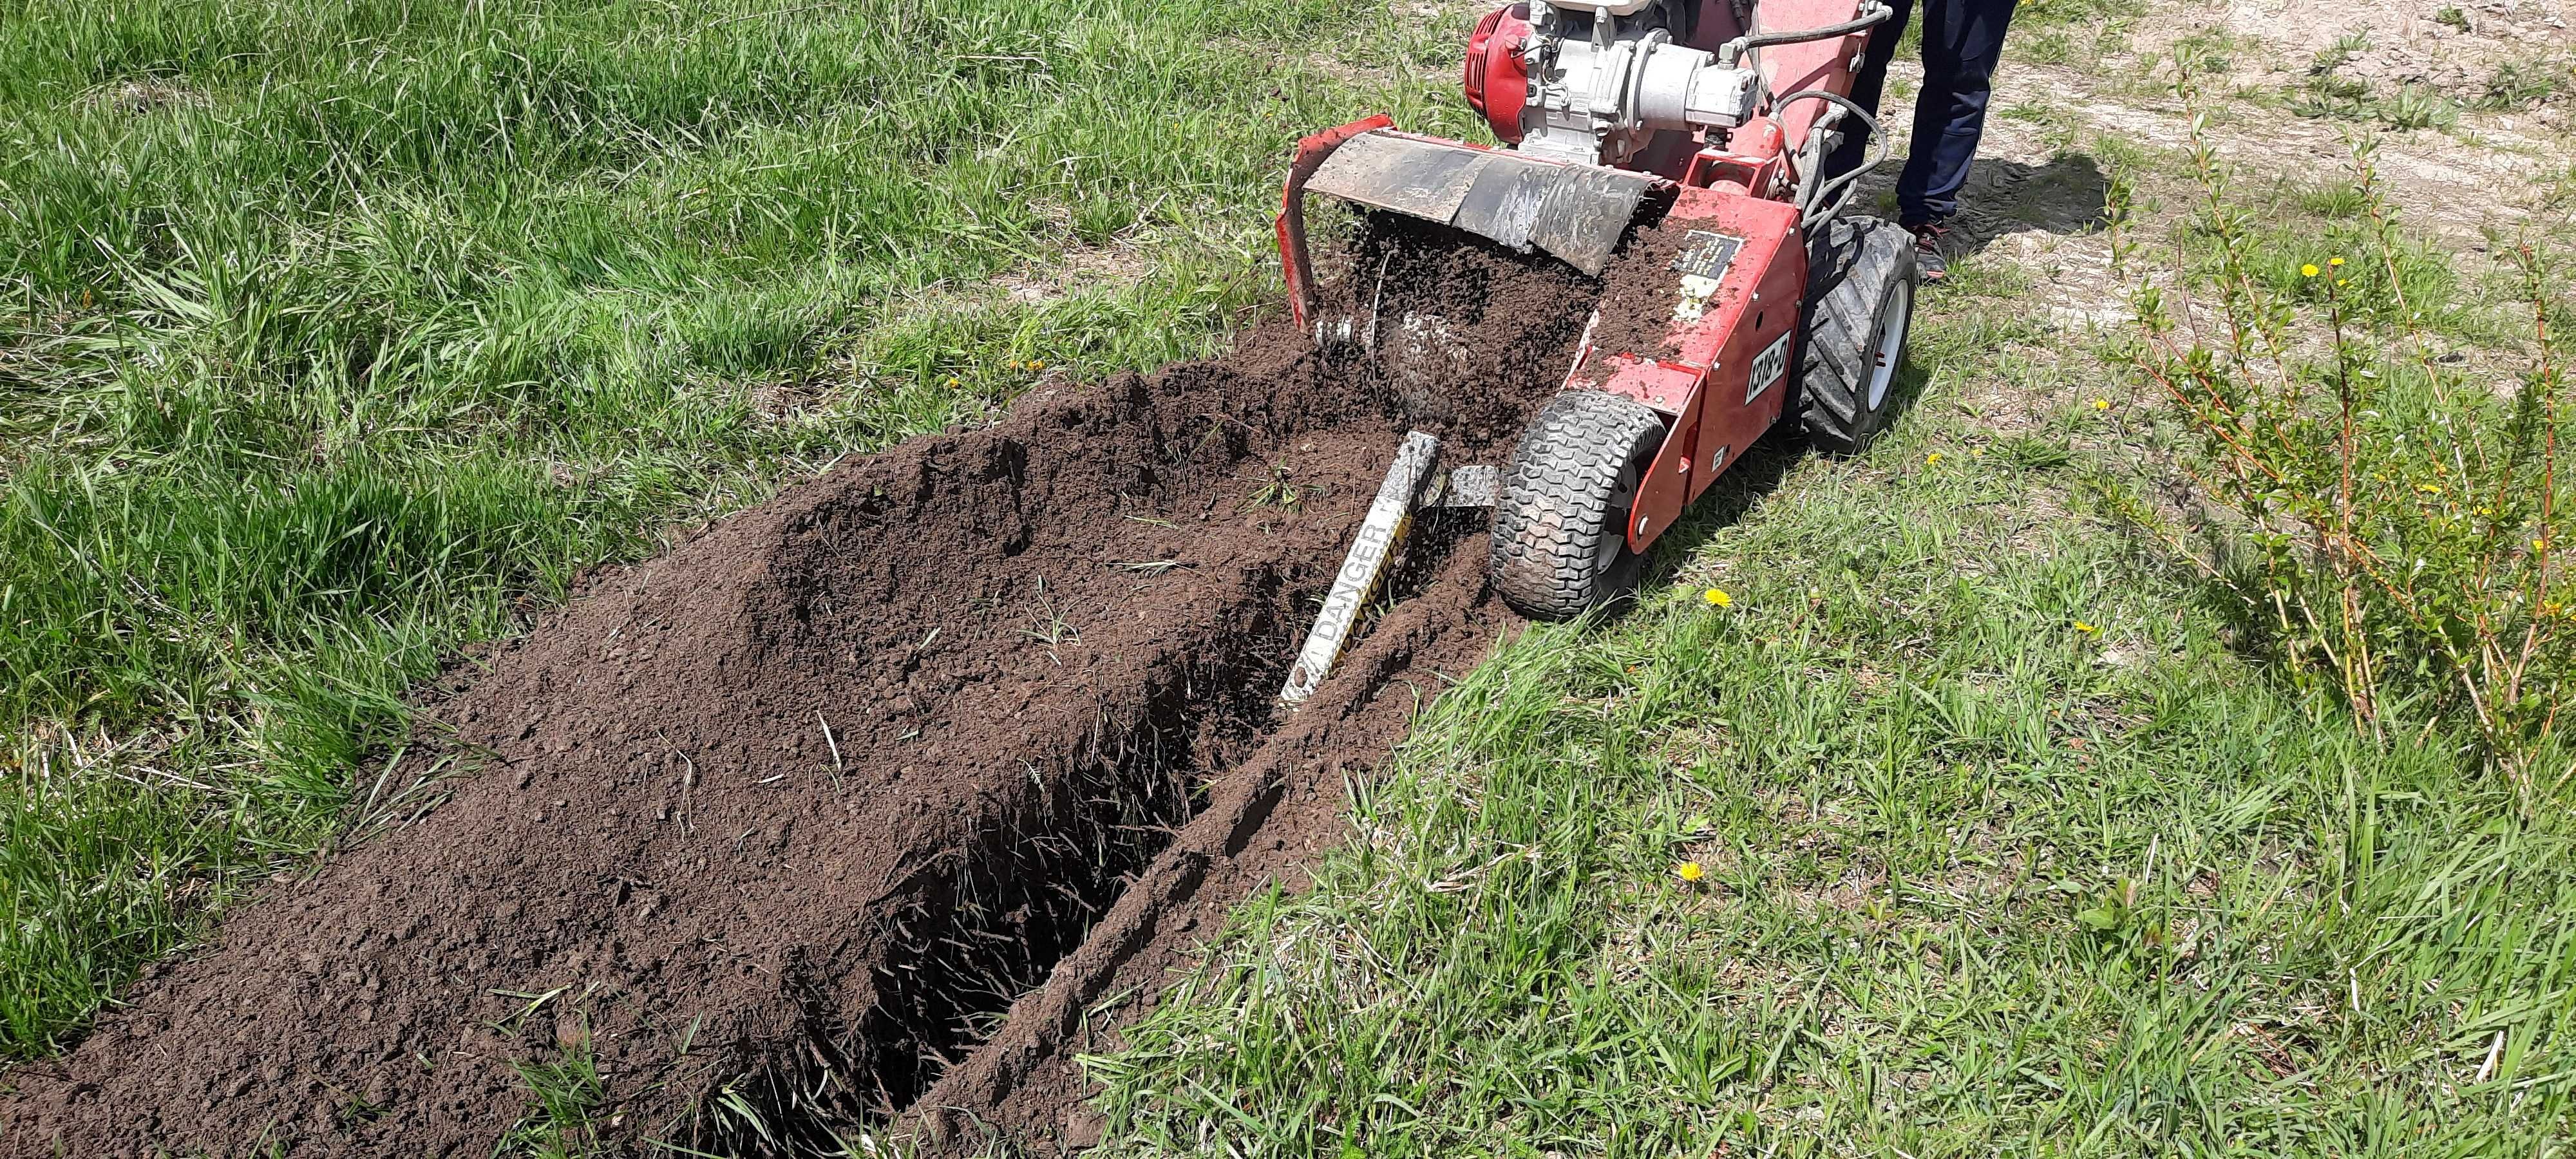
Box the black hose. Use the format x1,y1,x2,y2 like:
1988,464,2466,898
1773,88,1886,231
1722,1,1892,62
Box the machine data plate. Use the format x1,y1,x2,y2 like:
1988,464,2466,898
1668,230,1745,280
1669,229,1745,321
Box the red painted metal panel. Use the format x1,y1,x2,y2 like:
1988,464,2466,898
1600,358,1705,549
1687,217,1807,508
1567,191,1803,552
1684,0,1752,51
1275,115,1396,330
1743,0,1870,159
1752,0,1875,165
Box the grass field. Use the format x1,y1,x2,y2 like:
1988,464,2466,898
5,0,2573,1154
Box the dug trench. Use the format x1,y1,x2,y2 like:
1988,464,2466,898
0,218,1672,1157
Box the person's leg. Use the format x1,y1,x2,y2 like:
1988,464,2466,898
1895,0,2018,227
1821,0,1915,182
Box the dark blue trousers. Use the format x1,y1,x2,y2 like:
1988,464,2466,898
1824,0,2020,227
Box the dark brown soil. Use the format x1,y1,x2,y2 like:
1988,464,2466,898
1582,215,1700,363
0,227,1625,1158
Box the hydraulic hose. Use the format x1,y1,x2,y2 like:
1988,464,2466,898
1719,1,1893,65
1773,88,1887,231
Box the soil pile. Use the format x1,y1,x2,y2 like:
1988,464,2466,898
0,224,1621,1157
1583,214,1701,362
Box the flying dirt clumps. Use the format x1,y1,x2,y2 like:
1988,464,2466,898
0,223,1642,1156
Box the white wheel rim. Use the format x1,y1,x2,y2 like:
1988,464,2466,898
1595,457,1643,574
1865,278,1913,412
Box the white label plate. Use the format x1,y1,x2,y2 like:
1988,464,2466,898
1745,330,1792,404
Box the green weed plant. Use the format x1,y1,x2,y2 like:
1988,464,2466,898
2110,75,2571,792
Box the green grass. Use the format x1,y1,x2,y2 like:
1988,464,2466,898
1088,283,2576,1155
2264,33,2461,135
2167,187,2512,346
0,0,1477,1057
502,1041,606,1159
2477,56,2576,111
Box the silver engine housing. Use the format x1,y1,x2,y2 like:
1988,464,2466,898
1514,2,1761,167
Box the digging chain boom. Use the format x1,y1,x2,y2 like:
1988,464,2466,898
1279,432,1440,706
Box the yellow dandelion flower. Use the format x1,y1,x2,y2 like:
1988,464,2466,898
2416,483,2442,495
2335,278,2349,287
1927,452,1944,466
2479,506,2495,516
2092,397,2110,411
2301,263,2320,278
1676,861,1705,882
2074,620,2101,635
2330,256,2345,267
1030,359,1046,370
1703,587,1733,608
2537,540,2552,552
945,376,960,388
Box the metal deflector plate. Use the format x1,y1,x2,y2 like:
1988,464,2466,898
1307,132,1653,276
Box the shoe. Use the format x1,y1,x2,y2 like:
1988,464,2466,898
1906,222,1949,282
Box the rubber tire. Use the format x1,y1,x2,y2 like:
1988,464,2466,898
1795,216,1920,454
1488,390,1667,620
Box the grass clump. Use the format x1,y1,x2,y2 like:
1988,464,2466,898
2477,56,2576,111
2291,78,2461,134
2276,33,2459,133
1244,458,1306,511
502,1044,606,1159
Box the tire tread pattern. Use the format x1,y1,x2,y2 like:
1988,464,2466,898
1797,216,1918,453
1487,390,1665,619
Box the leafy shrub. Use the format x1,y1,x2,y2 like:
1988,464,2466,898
2109,82,2572,791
